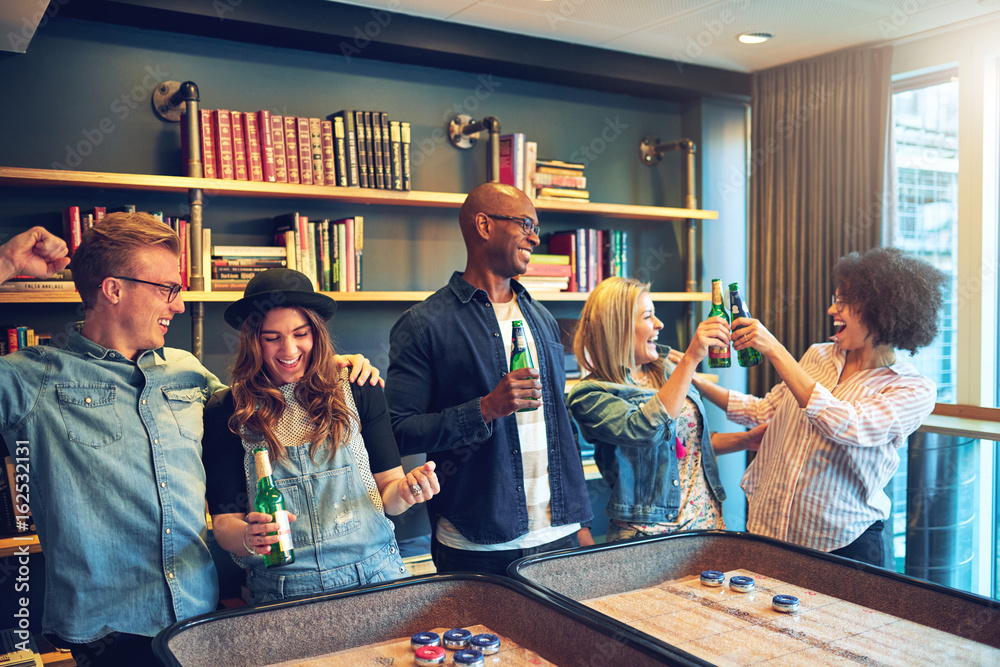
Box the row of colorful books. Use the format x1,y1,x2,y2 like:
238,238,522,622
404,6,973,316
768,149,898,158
498,133,589,202
1,326,51,354
212,212,364,293
546,228,628,292
186,109,412,190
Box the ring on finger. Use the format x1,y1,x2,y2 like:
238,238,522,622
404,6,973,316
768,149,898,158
410,482,423,495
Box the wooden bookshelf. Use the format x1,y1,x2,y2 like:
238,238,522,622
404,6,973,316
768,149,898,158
0,290,711,304
0,167,719,221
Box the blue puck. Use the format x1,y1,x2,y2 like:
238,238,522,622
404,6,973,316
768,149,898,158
410,631,441,650
453,649,485,666
700,570,725,586
443,628,472,649
730,575,755,592
469,633,500,654
772,594,800,613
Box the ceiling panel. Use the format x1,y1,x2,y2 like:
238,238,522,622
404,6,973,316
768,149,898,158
325,0,1000,72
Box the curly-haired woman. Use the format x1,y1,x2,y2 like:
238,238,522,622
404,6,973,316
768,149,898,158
693,247,947,567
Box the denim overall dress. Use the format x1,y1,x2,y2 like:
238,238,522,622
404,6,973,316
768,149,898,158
241,380,408,603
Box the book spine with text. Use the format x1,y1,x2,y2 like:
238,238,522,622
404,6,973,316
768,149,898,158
284,116,300,183
200,109,217,179
244,111,264,182
332,116,349,187
401,122,412,191
370,111,385,189
320,120,337,188
380,113,392,190
354,111,370,188
230,110,249,181
270,114,288,182
329,111,359,187
389,120,403,190
297,117,314,185
257,110,275,182
213,109,235,180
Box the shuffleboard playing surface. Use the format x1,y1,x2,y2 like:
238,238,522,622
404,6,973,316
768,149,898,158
582,569,1000,666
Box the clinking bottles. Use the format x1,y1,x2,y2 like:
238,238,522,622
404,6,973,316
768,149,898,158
708,279,731,368
253,447,295,568
509,320,538,412
728,282,762,367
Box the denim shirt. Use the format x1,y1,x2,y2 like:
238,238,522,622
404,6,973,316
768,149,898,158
567,369,726,524
0,327,223,642
386,272,592,544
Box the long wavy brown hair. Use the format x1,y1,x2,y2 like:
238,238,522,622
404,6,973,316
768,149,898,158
574,277,667,389
228,306,356,462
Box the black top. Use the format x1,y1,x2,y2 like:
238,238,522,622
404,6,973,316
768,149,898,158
203,382,402,516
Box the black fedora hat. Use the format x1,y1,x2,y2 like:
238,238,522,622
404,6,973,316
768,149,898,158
224,268,336,329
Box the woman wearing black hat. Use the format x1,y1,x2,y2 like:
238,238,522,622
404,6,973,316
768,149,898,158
203,268,439,602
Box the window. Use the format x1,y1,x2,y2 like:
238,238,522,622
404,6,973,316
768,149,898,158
889,73,959,402
886,67,1000,600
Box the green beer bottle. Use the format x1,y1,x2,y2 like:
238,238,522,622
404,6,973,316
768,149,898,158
510,319,538,412
708,279,731,368
253,447,295,568
728,282,762,367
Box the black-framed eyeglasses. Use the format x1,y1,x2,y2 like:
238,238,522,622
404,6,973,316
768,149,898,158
485,213,540,236
831,295,847,313
114,276,182,303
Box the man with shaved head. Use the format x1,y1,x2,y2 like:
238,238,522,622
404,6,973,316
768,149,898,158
386,182,593,575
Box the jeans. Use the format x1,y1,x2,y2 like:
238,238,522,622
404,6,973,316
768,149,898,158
830,520,885,567
431,533,580,577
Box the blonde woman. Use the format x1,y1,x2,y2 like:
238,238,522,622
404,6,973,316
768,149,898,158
568,277,762,542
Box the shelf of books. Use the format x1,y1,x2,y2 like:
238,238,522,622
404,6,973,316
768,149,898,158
0,167,718,222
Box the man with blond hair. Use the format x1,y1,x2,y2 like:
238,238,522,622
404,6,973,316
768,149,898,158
0,215,374,665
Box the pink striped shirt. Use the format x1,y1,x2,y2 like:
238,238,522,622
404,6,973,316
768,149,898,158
727,342,935,552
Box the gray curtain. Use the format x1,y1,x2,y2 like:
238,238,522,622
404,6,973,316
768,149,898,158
748,46,892,396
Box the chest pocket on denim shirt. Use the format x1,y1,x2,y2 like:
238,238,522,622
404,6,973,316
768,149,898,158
276,465,361,543
56,384,123,448
161,386,205,442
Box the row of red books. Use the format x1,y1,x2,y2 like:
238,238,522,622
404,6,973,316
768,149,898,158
184,109,412,190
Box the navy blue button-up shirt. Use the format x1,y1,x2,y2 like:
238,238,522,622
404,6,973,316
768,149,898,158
386,272,592,545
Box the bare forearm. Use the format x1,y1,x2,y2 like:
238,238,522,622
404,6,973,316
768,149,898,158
656,355,701,418
212,513,250,555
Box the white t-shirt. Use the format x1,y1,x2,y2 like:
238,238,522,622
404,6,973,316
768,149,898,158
436,295,580,550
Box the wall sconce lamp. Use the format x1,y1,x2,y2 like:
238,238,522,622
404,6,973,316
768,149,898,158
447,114,502,183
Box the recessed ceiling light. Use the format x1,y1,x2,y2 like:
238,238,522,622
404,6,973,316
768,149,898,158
738,32,773,44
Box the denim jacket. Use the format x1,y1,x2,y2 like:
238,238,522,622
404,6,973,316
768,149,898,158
567,368,725,524
386,272,592,544
0,327,223,642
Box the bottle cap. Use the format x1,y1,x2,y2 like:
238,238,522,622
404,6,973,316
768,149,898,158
700,570,725,586
410,631,441,650
730,575,755,593
772,594,800,613
453,649,485,666
443,628,472,649
469,633,500,654
414,645,446,666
